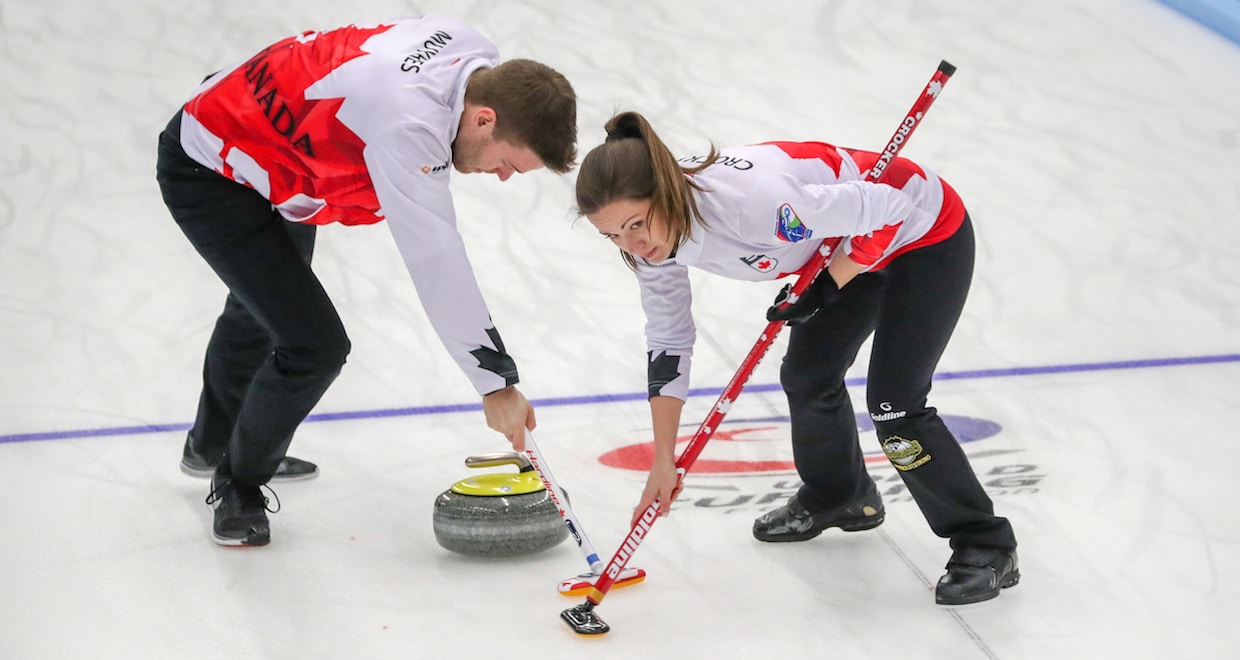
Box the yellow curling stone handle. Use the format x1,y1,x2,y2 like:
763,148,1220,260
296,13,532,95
450,451,547,497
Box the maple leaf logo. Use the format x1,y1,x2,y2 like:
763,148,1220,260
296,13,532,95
646,351,683,397
740,254,778,273
469,327,518,386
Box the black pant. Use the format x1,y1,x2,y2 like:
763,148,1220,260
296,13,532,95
780,215,1016,551
155,110,350,485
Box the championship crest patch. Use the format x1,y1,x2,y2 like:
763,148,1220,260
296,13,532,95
775,203,812,242
882,435,932,471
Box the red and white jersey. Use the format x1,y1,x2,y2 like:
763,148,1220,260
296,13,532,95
178,15,517,395
640,141,966,400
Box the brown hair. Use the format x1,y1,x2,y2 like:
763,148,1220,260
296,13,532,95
465,59,577,173
575,111,718,270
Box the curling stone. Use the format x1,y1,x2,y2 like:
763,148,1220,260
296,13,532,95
432,451,568,558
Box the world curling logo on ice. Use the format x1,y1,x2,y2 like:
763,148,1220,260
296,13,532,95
598,413,1041,514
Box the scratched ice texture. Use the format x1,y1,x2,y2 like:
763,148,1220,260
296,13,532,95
0,0,1238,658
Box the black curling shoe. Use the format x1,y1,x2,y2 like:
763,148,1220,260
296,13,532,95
205,473,277,547
753,490,885,543
182,437,319,481
935,546,1020,605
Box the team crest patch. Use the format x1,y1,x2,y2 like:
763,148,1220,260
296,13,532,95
739,254,778,273
775,203,812,242
882,435,932,471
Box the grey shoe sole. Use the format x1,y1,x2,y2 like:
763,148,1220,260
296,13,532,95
182,457,319,481
211,527,271,547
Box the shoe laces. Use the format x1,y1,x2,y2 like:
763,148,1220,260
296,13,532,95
206,479,281,514
256,483,280,513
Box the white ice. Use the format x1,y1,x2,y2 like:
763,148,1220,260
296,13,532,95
2,0,1239,658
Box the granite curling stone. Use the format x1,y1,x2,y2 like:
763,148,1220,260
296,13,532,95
433,451,568,558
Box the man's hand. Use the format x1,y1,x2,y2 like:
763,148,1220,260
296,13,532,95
482,386,536,451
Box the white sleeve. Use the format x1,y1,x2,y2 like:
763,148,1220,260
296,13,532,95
635,261,694,401
740,173,917,246
366,123,518,396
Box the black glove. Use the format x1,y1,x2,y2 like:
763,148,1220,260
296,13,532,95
766,274,841,326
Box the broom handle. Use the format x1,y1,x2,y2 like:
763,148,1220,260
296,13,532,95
523,430,604,574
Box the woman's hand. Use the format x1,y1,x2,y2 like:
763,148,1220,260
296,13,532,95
632,454,683,526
